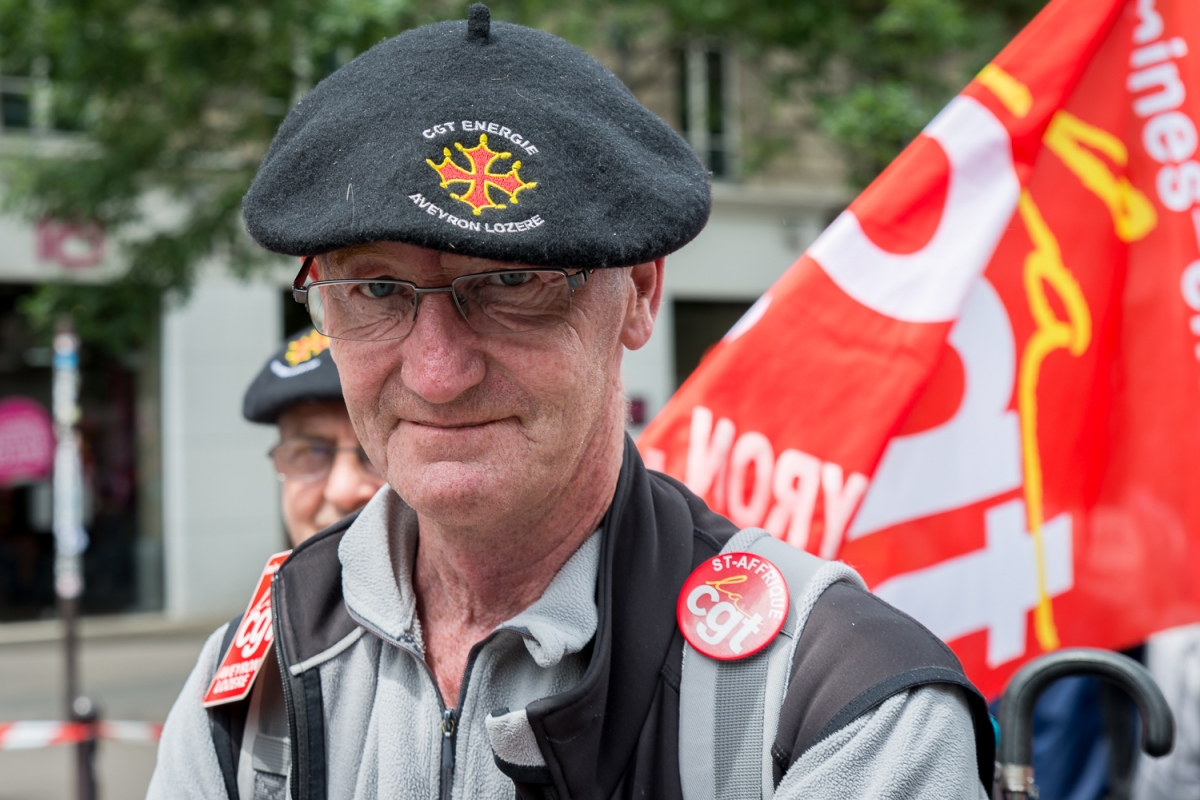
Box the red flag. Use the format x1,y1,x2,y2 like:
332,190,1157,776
639,0,1200,696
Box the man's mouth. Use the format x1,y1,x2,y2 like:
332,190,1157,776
403,418,508,429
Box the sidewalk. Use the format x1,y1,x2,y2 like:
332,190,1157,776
0,614,225,800
0,612,227,647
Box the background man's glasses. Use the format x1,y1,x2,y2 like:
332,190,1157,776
269,439,382,481
291,257,591,342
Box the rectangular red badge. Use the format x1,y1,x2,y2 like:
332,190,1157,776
203,550,291,708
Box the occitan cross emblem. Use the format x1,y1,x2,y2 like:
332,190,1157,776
426,134,537,216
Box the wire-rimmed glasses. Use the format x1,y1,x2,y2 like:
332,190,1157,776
269,439,382,482
291,257,592,342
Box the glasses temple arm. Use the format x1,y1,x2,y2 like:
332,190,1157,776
293,256,314,304
567,269,593,291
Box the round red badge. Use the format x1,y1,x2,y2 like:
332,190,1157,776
677,551,790,661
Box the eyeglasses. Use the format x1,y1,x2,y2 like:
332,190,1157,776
291,256,592,342
269,439,382,482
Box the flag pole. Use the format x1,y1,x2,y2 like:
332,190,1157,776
52,317,95,800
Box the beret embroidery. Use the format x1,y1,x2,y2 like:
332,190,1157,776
243,327,344,423
242,3,711,269
285,329,331,365
425,133,537,217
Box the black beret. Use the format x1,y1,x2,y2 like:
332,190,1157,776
243,4,710,269
243,327,344,424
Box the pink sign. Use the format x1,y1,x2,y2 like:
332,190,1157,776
0,398,54,487
35,220,107,269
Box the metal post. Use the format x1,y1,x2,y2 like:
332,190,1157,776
52,318,94,800
73,696,98,800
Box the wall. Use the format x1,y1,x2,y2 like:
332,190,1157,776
161,270,285,620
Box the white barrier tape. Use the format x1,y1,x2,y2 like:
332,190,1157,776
0,721,162,750
0,722,89,750
98,720,163,745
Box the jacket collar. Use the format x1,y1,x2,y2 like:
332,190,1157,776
338,487,419,646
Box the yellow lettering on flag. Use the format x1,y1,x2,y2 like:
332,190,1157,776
977,64,1033,118
1017,191,1092,653
1044,111,1157,242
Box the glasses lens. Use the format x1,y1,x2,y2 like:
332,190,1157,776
455,271,573,334
306,283,328,335
310,281,417,341
271,441,334,480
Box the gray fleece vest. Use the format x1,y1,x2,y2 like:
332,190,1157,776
208,439,994,800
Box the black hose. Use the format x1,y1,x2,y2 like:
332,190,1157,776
997,648,1174,768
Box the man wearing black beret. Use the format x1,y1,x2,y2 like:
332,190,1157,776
150,6,993,799
243,326,385,546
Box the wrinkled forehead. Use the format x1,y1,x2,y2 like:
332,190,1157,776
316,241,538,283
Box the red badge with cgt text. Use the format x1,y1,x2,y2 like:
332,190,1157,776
203,550,292,707
677,551,789,661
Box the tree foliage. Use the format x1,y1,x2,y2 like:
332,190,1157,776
1,0,1045,352
659,0,1047,184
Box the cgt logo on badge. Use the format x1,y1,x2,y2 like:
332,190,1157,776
677,552,789,661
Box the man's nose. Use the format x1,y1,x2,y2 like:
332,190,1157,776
324,449,379,514
401,290,486,404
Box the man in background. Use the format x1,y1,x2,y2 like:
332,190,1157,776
242,326,384,545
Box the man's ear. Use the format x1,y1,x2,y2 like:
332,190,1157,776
620,258,665,351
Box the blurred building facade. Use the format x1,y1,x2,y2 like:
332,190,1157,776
0,37,850,623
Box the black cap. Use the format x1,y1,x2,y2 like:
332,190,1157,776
243,4,710,269
243,327,343,424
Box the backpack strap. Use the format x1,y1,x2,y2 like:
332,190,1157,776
236,647,292,800
209,614,249,800
678,528,995,799
207,615,295,800
678,528,837,800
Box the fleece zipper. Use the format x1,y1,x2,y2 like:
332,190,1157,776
440,707,457,800
391,630,496,800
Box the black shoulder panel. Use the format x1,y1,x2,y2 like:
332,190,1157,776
208,613,247,800
273,510,360,669
772,582,994,790
649,470,738,555
292,669,326,800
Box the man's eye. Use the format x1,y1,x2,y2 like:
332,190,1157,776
362,282,398,298
492,272,533,287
